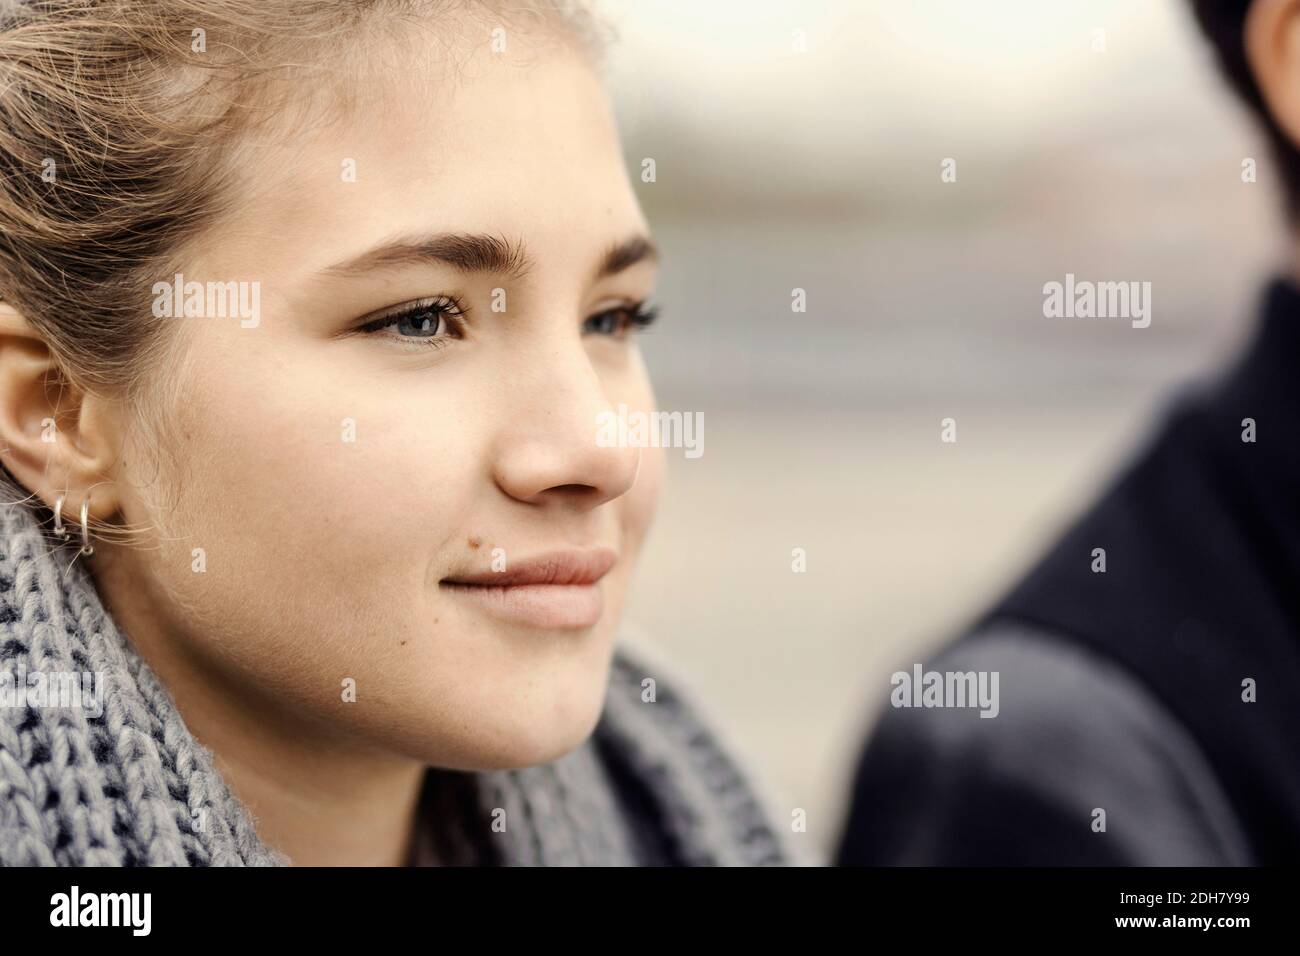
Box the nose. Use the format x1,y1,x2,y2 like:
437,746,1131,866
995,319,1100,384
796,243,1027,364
492,346,641,510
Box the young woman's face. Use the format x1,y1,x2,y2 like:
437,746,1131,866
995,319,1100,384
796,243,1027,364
102,30,663,770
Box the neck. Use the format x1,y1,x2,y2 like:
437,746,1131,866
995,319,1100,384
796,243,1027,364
201,722,429,867
90,546,429,867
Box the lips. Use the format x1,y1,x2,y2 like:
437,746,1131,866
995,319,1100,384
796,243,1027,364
439,548,617,629
441,548,617,588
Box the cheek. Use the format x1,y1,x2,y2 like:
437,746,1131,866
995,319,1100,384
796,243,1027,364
606,354,663,554
145,345,481,694
176,362,466,559
622,444,663,550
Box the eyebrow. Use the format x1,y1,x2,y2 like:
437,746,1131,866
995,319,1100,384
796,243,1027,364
317,231,658,283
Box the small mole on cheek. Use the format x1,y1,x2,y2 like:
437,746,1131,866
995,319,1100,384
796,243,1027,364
468,536,482,550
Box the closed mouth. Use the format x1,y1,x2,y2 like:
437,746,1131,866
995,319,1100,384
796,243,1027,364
440,547,617,589
438,547,618,630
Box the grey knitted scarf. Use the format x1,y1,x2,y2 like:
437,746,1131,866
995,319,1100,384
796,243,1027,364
0,497,810,866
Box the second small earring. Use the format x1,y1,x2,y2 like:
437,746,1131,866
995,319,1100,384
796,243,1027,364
78,495,93,557
52,495,70,540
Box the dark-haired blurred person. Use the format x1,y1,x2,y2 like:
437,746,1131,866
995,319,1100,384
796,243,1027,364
835,0,1300,866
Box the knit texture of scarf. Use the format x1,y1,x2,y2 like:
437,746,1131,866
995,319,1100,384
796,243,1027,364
0,498,811,866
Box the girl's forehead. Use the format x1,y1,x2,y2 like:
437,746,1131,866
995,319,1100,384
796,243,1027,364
200,46,642,280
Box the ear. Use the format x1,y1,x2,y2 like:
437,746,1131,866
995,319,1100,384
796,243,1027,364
0,300,122,524
1245,0,1300,149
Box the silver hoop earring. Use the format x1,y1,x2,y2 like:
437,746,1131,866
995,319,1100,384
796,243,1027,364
53,495,70,540
78,495,93,557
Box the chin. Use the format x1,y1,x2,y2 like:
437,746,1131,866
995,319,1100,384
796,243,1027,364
504,710,604,769
390,645,615,772
505,658,613,769
447,694,607,772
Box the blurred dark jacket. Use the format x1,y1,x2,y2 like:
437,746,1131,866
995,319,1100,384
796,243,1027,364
835,278,1300,865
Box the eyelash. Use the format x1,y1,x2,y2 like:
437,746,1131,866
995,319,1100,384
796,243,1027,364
356,297,661,348
355,296,466,350
582,300,660,338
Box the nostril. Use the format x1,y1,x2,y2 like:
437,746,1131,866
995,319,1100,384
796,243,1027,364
544,483,599,498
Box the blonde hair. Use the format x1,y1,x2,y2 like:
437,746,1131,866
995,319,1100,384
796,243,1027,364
0,0,608,538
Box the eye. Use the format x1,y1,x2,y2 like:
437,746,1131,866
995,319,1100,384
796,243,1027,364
355,296,465,348
583,300,660,338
